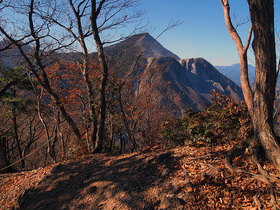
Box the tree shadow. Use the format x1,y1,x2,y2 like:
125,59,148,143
18,151,174,209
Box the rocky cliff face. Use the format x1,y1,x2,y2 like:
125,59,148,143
136,56,243,115
179,58,243,102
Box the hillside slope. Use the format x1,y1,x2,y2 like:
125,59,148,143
1,145,279,209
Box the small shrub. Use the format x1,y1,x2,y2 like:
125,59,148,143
161,90,251,147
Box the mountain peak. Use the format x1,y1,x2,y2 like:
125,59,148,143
105,33,180,60
134,33,180,60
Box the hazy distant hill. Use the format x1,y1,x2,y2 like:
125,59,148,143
0,41,33,68
215,63,255,87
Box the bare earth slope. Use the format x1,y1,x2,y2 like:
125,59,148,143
1,145,280,209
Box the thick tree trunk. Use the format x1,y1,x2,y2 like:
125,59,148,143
247,0,280,167
0,137,10,173
221,0,280,168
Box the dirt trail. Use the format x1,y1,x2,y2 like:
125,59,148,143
1,145,280,209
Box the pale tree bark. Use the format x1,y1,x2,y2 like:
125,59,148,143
221,0,253,115
37,89,57,163
44,0,144,153
88,0,146,152
41,0,99,152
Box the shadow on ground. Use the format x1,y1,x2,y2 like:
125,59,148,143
18,151,174,209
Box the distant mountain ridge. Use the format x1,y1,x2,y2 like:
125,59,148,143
215,63,255,87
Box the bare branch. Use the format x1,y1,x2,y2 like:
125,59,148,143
244,24,253,52
220,0,253,114
233,12,250,30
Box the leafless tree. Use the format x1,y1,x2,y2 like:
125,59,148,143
39,0,146,152
221,0,280,173
0,0,82,141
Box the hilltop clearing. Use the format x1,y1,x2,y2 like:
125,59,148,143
1,145,280,209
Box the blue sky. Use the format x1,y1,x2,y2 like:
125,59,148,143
140,0,280,66
2,0,279,66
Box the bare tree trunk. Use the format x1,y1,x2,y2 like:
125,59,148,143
118,87,135,150
221,0,280,168
247,0,280,167
221,0,253,114
91,0,108,153
0,0,82,141
38,98,57,163
0,137,10,173
12,89,24,169
56,111,65,160
82,56,98,151
67,0,98,151
22,117,36,164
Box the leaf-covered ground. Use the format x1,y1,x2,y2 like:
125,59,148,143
1,144,280,209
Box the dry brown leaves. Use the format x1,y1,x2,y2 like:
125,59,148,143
0,164,56,209
1,145,280,209
169,145,280,209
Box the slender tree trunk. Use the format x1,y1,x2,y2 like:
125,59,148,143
0,0,82,141
221,0,253,114
13,107,24,168
56,111,65,160
50,126,58,163
118,87,133,148
12,88,25,169
22,117,36,162
91,0,108,153
82,56,98,151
